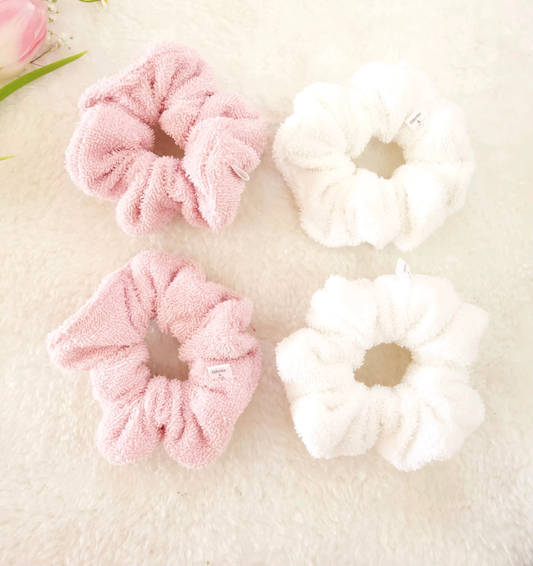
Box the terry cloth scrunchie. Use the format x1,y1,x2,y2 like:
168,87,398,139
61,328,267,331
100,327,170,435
276,262,488,471
273,62,475,251
47,251,261,468
66,42,267,235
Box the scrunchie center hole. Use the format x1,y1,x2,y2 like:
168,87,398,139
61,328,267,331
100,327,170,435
146,319,189,381
352,138,405,180
354,343,411,388
152,124,185,159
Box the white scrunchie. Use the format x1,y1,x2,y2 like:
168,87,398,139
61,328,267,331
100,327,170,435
276,264,488,471
273,62,476,251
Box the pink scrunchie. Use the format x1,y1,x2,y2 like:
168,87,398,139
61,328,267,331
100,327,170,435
66,42,267,235
47,251,262,467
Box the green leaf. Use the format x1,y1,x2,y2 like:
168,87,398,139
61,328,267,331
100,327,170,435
0,51,87,103
0,155,15,161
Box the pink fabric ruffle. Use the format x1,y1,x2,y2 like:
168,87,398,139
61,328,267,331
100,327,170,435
66,42,267,235
47,251,262,467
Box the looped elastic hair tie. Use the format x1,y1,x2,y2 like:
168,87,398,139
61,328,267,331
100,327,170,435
66,42,267,235
274,61,476,251
276,261,488,471
47,251,262,468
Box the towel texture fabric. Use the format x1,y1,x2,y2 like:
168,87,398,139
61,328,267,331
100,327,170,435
47,251,262,468
276,269,488,471
274,62,475,250
66,42,267,235
1,0,531,563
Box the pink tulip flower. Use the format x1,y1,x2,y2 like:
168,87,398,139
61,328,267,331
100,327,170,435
0,0,47,79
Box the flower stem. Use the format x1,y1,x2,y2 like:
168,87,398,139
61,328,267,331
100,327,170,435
31,45,55,64
0,156,15,161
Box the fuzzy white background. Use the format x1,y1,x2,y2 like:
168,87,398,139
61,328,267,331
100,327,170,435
1,0,532,564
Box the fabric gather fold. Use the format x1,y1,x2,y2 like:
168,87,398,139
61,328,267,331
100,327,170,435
47,251,262,468
273,61,476,250
66,42,267,235
276,269,488,471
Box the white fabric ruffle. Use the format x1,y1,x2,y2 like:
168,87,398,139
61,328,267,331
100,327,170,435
276,265,488,471
274,62,476,250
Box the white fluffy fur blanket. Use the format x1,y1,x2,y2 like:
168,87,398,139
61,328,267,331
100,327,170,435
0,0,531,564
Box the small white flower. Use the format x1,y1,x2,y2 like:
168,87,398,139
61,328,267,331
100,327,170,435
47,3,58,13
101,0,108,8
